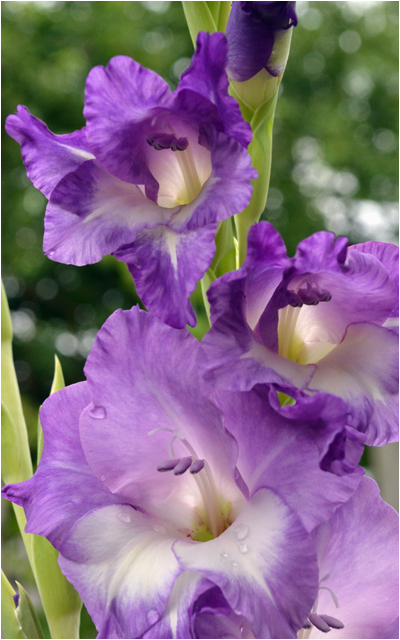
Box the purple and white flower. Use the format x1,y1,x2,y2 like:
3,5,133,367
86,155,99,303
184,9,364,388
2,307,366,639
200,222,399,446
226,1,298,82
6,32,255,329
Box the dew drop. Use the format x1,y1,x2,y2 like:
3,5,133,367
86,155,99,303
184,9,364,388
118,512,131,523
153,524,166,534
89,406,106,419
233,523,249,541
100,475,106,482
238,543,248,554
220,552,229,561
231,561,238,568
147,609,158,625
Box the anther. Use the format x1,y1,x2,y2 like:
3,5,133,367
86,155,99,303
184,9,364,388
190,459,205,474
173,456,193,475
157,458,181,472
302,619,312,630
298,289,320,306
287,291,303,307
308,613,331,633
171,137,188,152
319,615,344,630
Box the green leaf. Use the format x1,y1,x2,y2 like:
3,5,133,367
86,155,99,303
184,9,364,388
37,355,65,464
31,537,82,640
1,570,26,639
200,267,216,325
15,582,45,639
182,1,217,46
34,355,82,639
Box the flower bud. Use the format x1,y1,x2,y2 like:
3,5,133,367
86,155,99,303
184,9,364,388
226,1,297,108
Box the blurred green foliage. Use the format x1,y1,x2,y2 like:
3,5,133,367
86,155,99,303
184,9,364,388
1,2,398,638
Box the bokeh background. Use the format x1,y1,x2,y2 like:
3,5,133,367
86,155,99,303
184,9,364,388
2,1,399,638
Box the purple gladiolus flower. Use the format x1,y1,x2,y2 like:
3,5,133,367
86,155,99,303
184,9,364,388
200,222,399,447
226,1,298,82
3,306,368,639
5,32,255,329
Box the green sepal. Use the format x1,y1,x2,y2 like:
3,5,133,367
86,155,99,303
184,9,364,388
211,219,236,277
37,355,65,464
1,570,27,639
205,2,231,32
182,1,217,46
15,581,45,640
200,267,216,324
234,89,279,264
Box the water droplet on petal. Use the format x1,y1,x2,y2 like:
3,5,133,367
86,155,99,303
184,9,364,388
220,552,229,561
100,475,106,482
238,543,248,554
118,512,131,523
89,406,106,419
233,523,249,541
231,561,238,568
153,524,166,534
71,495,83,505
147,609,158,625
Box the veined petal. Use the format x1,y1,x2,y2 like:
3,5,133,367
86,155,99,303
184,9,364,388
44,160,174,266
309,477,399,639
1,383,124,550
59,504,183,639
80,307,241,509
116,224,218,329
5,105,94,198
177,31,252,148
310,323,399,445
174,487,318,639
84,55,173,190
217,388,363,532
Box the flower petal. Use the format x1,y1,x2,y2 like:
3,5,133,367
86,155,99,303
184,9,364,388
44,160,174,265
84,55,172,190
174,487,318,639
216,387,363,532
59,504,183,639
310,323,399,446
1,383,124,550
5,106,94,198
80,307,242,510
310,477,399,639
116,224,218,328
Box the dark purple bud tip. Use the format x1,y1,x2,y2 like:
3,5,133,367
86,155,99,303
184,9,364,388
287,291,303,307
173,456,193,475
320,615,345,630
157,458,181,472
302,619,312,629
190,459,205,474
13,594,20,608
309,613,331,633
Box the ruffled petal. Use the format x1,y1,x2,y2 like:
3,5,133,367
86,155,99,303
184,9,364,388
174,487,318,639
59,504,183,639
177,31,252,148
84,55,172,190
44,160,174,266
310,323,399,446
116,224,218,329
5,105,94,198
309,477,399,639
80,307,242,510
1,383,124,550
216,387,363,532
